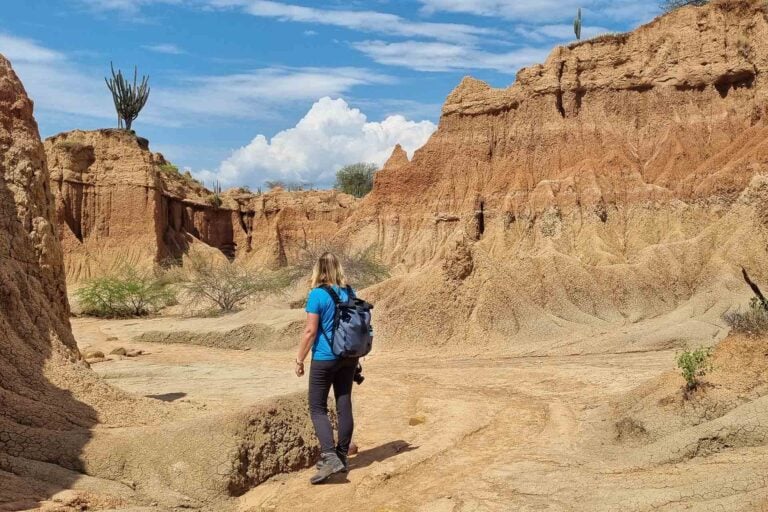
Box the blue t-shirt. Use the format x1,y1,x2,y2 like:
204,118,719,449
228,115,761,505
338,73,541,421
306,285,352,360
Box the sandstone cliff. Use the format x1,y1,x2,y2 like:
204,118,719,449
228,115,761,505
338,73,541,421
0,52,150,506
1,56,323,509
342,0,768,353
45,131,358,281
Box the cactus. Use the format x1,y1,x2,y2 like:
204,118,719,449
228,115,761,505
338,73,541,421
574,8,582,40
207,180,223,208
105,62,150,131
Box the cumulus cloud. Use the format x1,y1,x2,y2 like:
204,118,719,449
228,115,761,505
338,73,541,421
200,97,436,187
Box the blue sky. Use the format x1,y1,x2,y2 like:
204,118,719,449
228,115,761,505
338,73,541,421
1,0,662,188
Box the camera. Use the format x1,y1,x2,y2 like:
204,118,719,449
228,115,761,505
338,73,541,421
353,363,365,385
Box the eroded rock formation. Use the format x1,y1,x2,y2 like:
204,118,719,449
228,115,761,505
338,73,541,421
45,131,358,281
1,55,321,508
343,0,768,353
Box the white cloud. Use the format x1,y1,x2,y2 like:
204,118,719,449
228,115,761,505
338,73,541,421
418,0,659,24
202,97,436,187
0,34,113,121
354,40,549,73
0,33,64,63
0,33,391,128
206,0,499,43
77,0,181,14
147,67,394,123
514,24,613,42
143,43,186,54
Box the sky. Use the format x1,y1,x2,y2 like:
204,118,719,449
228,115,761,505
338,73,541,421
1,0,662,189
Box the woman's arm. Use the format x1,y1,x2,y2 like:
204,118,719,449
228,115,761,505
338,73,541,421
295,313,319,377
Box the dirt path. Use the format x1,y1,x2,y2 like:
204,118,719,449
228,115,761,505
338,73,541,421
70,317,767,511
236,352,675,512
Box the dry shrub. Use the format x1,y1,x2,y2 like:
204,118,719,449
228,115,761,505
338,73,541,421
183,258,295,313
723,298,768,334
296,244,389,289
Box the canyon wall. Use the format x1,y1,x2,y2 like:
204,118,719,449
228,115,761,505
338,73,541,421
45,130,358,281
344,0,768,353
2,55,324,508
0,52,142,505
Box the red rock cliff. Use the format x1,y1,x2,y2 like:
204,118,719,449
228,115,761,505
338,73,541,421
45,130,358,280
340,0,768,353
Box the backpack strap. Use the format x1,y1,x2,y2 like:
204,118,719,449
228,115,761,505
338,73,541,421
318,285,342,352
320,284,342,304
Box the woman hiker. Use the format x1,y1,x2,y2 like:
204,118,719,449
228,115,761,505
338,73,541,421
295,252,360,484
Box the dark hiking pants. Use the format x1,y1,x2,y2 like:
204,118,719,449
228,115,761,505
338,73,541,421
308,357,358,455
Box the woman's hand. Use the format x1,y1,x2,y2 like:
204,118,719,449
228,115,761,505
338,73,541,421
295,313,318,377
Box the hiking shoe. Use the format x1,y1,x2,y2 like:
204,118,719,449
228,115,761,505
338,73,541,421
310,452,345,484
315,449,349,472
336,449,349,473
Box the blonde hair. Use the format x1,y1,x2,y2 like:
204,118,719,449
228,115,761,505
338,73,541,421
311,252,347,288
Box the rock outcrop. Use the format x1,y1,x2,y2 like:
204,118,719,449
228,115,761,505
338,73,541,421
45,131,358,281
342,0,768,353
0,51,136,506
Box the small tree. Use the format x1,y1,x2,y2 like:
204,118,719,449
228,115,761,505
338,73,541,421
105,62,150,131
335,163,377,198
677,347,713,392
660,0,708,12
183,260,288,312
76,267,175,317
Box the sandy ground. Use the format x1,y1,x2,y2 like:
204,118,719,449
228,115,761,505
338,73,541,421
70,313,756,512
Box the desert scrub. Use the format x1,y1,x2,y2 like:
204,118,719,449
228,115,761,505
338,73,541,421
76,267,176,317
183,259,295,313
158,162,180,176
723,297,768,334
182,170,203,187
677,347,713,392
296,244,389,289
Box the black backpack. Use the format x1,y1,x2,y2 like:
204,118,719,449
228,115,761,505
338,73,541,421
319,285,374,358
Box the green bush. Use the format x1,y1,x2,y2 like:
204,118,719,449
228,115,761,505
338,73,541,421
677,347,713,391
335,162,377,198
158,162,179,175
207,194,223,208
76,268,176,317
723,297,768,334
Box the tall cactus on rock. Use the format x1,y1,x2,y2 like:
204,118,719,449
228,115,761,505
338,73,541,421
574,7,582,40
105,62,150,132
